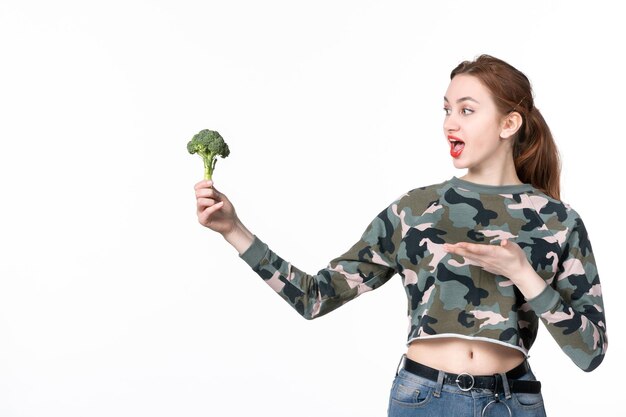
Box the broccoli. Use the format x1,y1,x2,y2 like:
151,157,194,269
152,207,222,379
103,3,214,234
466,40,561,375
187,129,230,180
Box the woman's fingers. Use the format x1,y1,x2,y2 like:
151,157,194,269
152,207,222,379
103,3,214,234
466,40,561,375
445,240,513,255
443,240,528,279
195,187,221,200
198,201,225,224
193,179,238,234
194,179,213,190
195,180,223,211
444,242,504,267
196,197,221,210
195,179,222,219
444,242,492,257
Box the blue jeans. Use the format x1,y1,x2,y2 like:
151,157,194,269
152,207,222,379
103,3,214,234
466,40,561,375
387,365,547,417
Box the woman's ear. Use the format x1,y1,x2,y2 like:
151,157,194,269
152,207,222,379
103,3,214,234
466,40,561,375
500,111,523,140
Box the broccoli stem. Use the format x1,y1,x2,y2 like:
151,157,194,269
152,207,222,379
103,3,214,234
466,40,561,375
203,155,214,180
212,158,218,176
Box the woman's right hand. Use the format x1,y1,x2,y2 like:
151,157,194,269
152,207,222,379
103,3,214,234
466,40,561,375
194,180,237,235
194,180,255,254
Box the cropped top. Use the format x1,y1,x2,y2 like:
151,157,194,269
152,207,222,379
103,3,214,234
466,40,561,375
240,177,607,371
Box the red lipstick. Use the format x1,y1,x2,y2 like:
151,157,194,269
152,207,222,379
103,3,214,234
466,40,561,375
448,135,465,158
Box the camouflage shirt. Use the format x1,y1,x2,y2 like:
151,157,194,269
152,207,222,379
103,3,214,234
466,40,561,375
240,177,607,372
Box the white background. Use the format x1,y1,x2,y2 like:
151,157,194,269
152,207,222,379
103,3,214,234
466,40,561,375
0,1,623,416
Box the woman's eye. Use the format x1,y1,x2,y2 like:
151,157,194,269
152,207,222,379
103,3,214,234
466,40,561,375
461,108,474,115
443,107,451,116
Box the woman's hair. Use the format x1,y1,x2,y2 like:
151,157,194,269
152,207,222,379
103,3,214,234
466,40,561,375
450,55,561,200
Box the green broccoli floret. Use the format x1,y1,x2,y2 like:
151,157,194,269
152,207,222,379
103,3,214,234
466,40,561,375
187,129,230,180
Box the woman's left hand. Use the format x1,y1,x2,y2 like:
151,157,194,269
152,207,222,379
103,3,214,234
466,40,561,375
443,240,547,299
443,240,528,279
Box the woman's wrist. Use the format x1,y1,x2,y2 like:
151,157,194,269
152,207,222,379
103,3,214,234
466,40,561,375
513,263,548,300
222,219,255,255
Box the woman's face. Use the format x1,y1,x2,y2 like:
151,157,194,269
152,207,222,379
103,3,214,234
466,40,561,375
443,74,508,171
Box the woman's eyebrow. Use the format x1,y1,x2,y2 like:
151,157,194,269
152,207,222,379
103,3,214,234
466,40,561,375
443,96,481,104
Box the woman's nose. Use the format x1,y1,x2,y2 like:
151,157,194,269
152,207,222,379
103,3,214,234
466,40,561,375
443,115,459,132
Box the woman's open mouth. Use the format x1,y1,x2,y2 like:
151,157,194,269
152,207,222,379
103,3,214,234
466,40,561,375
448,136,465,158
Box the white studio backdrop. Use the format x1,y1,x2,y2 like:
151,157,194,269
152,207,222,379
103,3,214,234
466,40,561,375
0,1,622,416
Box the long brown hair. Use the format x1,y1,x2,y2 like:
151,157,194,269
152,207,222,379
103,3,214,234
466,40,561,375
450,55,561,200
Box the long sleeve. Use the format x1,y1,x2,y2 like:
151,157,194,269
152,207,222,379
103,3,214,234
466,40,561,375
240,204,401,319
527,215,607,371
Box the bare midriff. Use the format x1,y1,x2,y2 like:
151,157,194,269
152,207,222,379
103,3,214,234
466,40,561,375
407,337,526,375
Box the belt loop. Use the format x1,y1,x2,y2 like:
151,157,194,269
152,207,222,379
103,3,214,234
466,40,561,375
395,354,406,377
433,370,445,398
499,372,512,400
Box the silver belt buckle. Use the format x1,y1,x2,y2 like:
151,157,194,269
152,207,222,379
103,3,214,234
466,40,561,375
455,372,475,391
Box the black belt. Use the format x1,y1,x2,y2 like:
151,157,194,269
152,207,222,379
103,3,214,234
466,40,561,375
402,357,541,394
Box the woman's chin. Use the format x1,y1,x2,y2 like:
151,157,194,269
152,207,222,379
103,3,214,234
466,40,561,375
451,158,468,170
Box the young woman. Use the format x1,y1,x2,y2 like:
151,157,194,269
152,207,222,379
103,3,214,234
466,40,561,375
194,55,607,416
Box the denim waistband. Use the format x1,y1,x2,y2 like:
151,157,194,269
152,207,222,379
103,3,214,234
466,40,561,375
397,355,541,395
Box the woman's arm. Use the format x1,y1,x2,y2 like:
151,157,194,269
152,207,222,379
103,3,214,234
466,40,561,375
527,216,607,372
195,179,400,319
444,216,608,372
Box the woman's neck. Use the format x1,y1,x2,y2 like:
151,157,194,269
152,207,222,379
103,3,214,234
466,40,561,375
460,160,522,186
